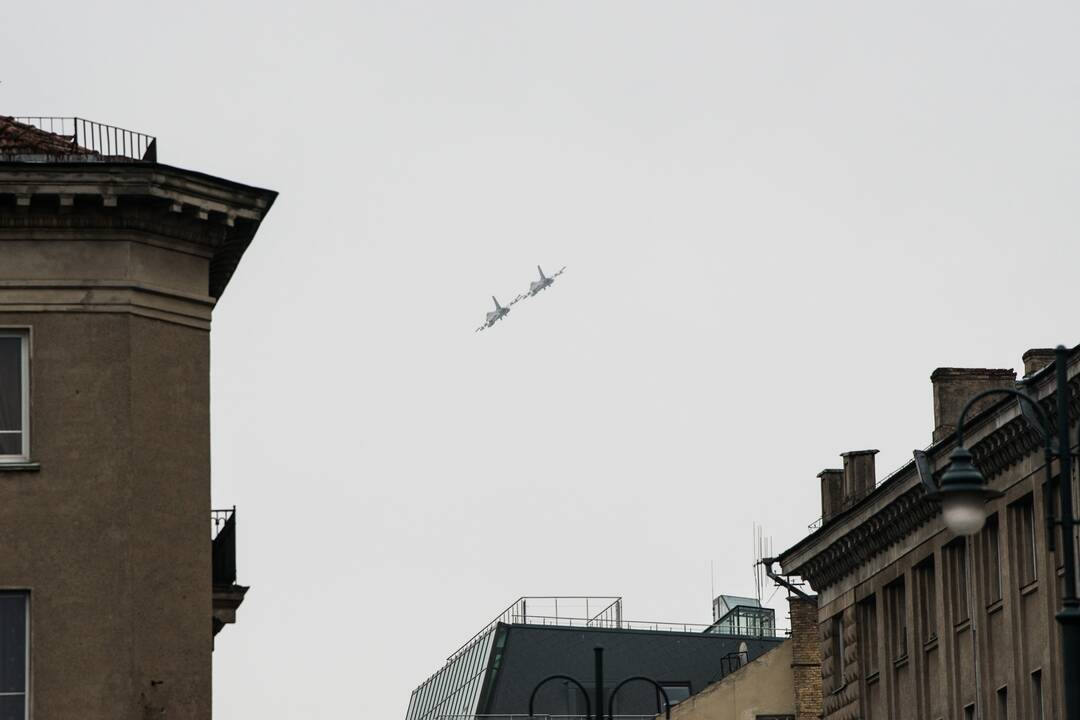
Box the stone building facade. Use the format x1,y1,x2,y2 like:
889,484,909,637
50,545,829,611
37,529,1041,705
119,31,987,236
0,117,275,719
779,348,1078,719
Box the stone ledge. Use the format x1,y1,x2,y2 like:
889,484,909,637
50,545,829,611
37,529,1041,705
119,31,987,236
0,461,41,473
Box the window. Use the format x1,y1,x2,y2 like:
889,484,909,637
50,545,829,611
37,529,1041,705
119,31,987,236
657,683,690,711
997,685,1008,719
982,513,1002,604
1046,479,1065,570
0,332,29,461
830,614,845,687
885,579,907,660
0,593,27,720
964,704,976,720
858,596,879,676
1032,670,1044,720
915,557,937,641
1010,495,1038,587
944,539,969,624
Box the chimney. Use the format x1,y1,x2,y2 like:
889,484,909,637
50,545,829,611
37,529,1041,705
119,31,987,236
1022,348,1056,378
841,449,878,508
931,368,1017,443
818,469,843,523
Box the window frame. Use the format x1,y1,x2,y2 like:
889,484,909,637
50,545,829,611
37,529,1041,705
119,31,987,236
0,591,29,720
885,578,908,662
944,538,970,625
982,513,1002,605
656,682,691,712
1010,494,1038,588
0,330,30,463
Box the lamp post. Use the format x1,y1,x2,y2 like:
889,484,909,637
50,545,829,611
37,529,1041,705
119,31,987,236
934,345,1080,719
527,647,672,720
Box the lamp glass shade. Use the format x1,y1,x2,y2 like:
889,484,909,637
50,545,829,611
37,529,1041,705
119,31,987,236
942,491,987,535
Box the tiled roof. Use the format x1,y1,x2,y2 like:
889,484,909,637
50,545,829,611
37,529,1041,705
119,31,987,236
0,116,96,156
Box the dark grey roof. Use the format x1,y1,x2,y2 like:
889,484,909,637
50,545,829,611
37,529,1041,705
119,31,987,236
482,624,782,718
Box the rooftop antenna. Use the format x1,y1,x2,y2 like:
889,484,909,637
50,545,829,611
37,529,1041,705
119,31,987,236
752,523,774,606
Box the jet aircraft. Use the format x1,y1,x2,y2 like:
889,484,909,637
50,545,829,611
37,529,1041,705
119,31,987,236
475,296,513,332
518,265,565,301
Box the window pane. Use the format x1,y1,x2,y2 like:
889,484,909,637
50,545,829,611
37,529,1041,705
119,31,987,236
0,337,22,433
0,695,24,720
0,434,20,457
0,595,26,694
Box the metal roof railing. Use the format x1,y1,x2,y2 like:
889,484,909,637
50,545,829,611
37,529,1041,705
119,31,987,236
11,116,156,161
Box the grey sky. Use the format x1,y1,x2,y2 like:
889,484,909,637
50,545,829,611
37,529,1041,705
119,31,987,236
4,1,1080,717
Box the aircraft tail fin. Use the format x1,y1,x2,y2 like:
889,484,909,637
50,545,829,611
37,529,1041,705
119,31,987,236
492,296,502,310
537,265,546,280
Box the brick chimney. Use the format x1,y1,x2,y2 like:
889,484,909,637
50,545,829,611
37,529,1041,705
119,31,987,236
818,469,843,523
788,595,823,720
841,449,878,508
931,368,1017,443
1022,348,1056,378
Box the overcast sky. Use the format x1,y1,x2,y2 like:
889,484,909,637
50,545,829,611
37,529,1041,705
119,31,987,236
5,1,1080,718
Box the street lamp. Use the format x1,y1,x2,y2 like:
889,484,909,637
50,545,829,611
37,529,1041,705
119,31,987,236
527,647,673,720
932,345,1080,719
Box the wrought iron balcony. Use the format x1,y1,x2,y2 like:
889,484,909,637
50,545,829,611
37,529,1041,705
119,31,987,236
211,507,246,639
211,507,236,587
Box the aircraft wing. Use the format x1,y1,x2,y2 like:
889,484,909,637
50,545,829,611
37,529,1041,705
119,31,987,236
553,266,567,277
510,294,527,305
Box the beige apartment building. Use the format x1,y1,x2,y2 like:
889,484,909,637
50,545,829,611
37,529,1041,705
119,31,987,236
779,348,1079,719
657,597,822,720
0,116,275,718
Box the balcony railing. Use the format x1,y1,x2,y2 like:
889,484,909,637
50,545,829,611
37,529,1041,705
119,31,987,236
211,507,236,587
9,117,156,161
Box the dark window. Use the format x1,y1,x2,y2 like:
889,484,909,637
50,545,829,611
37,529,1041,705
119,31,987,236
657,683,690,711
0,593,27,720
858,596,879,675
964,704,976,720
829,614,845,688
997,685,1008,720
944,539,969,624
885,579,907,660
1010,495,1038,587
1032,670,1044,720
982,514,1002,603
915,557,937,641
1046,479,1065,570
0,333,28,460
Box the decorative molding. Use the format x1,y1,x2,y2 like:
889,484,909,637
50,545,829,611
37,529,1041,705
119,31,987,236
791,377,1080,591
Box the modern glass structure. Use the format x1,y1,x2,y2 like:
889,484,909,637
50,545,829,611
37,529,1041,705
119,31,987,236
405,596,786,720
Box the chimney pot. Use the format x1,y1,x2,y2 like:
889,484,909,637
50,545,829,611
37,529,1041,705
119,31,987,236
1022,348,1056,378
931,368,1016,443
818,469,843,522
841,449,878,507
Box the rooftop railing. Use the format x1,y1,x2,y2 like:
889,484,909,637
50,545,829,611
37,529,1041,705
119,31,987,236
10,117,156,161
448,597,623,662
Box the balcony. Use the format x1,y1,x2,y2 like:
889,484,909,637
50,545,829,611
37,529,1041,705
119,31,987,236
212,507,247,639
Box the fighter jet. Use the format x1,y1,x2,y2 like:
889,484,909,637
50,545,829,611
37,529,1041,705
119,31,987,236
475,296,512,332
519,265,566,300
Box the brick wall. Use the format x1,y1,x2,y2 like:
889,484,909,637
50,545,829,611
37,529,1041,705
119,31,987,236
789,596,823,720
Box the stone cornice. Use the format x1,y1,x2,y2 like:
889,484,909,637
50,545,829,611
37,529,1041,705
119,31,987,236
0,161,276,299
781,362,1080,592
0,281,214,330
